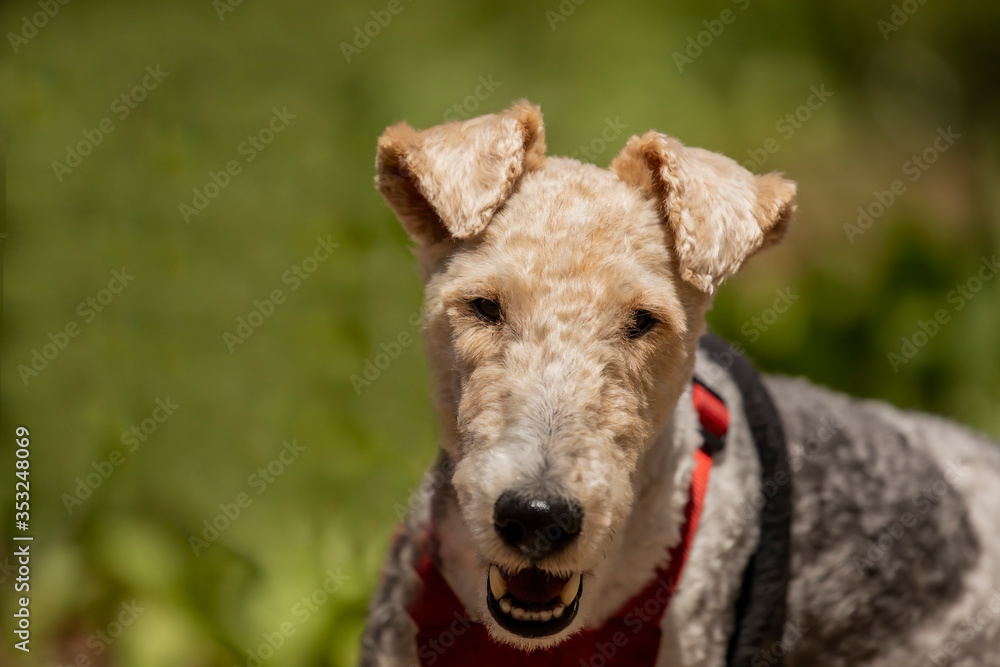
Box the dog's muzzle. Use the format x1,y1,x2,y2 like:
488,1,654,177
487,491,585,636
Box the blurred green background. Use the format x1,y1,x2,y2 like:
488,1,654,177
1,0,998,665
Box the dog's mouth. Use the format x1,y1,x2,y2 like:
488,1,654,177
485,564,582,638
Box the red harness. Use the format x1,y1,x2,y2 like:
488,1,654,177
408,380,730,666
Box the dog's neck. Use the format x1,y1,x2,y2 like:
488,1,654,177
581,385,703,626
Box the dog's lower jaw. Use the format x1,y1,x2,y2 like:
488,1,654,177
483,616,587,652
482,591,590,651
485,566,584,641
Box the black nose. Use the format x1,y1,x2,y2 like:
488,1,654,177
493,491,583,559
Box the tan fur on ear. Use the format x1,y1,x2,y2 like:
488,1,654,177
611,131,796,293
753,171,796,253
375,100,546,244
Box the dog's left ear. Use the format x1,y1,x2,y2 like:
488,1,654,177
612,131,796,294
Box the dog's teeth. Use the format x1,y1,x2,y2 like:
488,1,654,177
491,568,575,623
501,602,558,623
560,573,581,606
488,565,508,599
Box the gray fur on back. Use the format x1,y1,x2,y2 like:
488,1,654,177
766,375,999,666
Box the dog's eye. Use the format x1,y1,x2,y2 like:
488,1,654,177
626,310,657,338
471,297,503,323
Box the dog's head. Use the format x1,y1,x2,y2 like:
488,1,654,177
375,100,795,647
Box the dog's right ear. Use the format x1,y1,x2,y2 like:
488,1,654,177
375,100,546,245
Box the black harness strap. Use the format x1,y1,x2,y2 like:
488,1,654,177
698,334,792,667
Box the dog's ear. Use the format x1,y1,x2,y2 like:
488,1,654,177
611,131,796,294
375,100,546,245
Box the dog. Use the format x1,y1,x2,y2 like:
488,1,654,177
360,100,1000,666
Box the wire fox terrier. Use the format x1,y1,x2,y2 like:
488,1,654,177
361,101,1000,666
